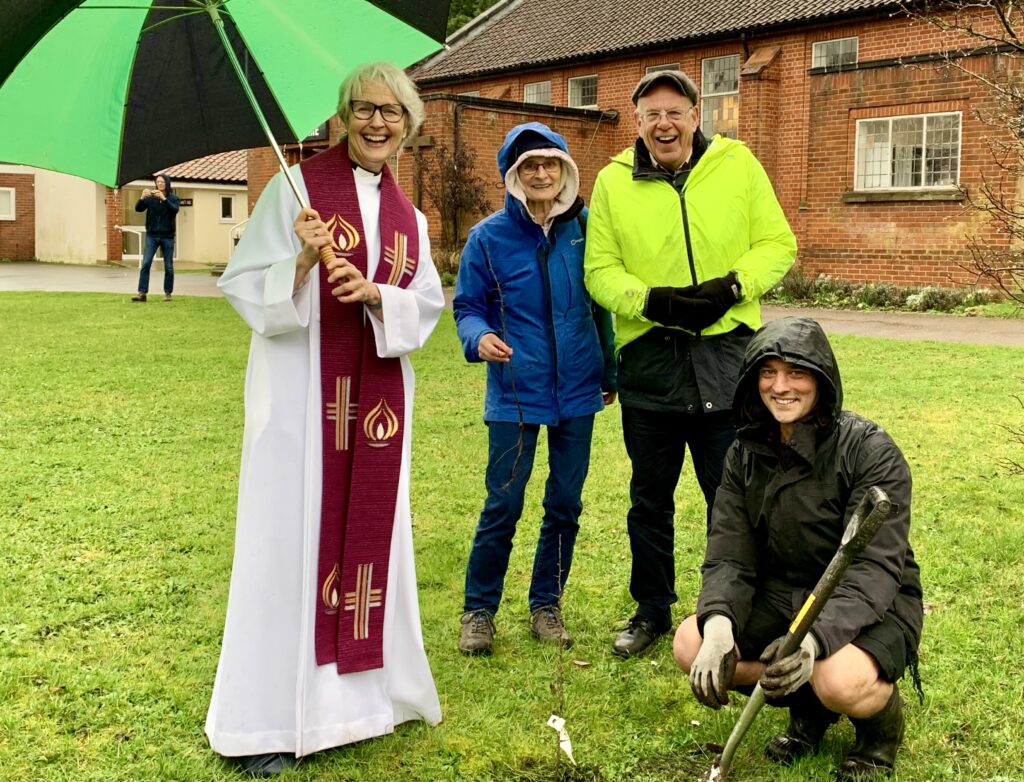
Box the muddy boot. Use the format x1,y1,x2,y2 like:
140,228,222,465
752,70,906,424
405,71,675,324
765,685,840,765
836,686,904,781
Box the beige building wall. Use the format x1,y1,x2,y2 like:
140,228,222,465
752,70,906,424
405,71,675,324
4,166,108,263
186,185,248,262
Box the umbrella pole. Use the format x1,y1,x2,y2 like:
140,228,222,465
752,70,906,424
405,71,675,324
205,3,310,210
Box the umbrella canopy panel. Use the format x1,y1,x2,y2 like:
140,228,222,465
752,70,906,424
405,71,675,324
0,0,449,187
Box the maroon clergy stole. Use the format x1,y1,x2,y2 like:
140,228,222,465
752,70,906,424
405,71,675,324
302,141,420,673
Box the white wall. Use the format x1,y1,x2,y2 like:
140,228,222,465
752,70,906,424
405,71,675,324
34,169,107,263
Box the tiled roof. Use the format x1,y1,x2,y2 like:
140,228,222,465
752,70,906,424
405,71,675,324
162,150,247,183
415,0,901,83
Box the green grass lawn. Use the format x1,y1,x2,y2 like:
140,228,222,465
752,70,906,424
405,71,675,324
1,291,1023,782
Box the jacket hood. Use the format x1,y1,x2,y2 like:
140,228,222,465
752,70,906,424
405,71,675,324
498,123,580,229
734,316,843,430
156,173,173,193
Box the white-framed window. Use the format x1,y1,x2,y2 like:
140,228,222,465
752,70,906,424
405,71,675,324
568,75,598,108
854,112,961,190
646,62,680,73
0,187,13,220
220,195,235,222
812,37,858,69
701,55,739,139
523,81,551,105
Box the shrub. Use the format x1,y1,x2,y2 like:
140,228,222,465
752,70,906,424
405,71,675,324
856,282,907,309
766,267,818,302
905,286,965,311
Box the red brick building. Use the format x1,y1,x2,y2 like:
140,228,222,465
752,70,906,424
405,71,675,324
247,0,1017,288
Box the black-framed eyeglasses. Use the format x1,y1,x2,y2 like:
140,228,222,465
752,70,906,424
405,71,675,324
350,100,406,122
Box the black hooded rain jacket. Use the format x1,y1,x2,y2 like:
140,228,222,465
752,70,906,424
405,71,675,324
696,317,923,659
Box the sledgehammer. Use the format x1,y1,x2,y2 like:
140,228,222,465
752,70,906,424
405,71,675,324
696,485,893,782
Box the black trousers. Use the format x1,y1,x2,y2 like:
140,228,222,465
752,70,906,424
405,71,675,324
621,405,736,627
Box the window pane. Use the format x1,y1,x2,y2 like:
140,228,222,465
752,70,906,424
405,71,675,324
221,196,233,220
702,55,739,96
891,117,923,188
856,112,960,190
0,189,12,219
856,119,892,189
925,114,960,186
701,94,739,139
524,81,551,105
568,76,597,107
813,37,858,69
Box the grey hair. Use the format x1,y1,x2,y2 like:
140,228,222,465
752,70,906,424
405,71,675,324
336,61,424,143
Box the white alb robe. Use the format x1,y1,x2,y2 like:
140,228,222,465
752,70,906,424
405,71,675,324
206,164,444,758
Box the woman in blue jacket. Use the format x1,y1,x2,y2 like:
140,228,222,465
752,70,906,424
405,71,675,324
454,122,616,655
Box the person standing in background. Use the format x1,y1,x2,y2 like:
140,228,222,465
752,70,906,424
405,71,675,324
132,173,178,302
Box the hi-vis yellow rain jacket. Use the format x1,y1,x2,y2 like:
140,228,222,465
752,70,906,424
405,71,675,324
584,135,797,353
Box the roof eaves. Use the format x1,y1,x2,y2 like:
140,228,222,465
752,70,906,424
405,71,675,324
416,3,904,86
412,0,527,78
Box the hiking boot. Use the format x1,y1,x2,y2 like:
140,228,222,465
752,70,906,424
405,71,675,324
530,605,572,648
164,293,173,301
459,610,495,655
612,615,667,658
835,686,905,781
237,752,297,778
765,685,841,765
131,292,147,302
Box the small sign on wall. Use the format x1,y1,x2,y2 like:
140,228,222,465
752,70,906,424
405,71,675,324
179,198,193,207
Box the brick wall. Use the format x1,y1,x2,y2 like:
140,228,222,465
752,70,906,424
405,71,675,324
398,96,621,253
0,173,35,260
105,188,121,262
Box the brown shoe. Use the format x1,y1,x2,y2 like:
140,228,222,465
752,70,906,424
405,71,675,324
163,293,173,301
530,605,573,647
459,610,495,655
131,293,147,302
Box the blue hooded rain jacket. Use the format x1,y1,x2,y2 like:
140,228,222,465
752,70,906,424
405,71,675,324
454,122,615,425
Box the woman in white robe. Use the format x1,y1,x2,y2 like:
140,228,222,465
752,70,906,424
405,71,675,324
206,62,444,777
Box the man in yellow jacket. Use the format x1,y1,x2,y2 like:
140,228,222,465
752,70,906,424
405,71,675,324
584,69,796,658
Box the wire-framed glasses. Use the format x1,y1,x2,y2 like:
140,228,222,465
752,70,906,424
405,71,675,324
519,158,561,176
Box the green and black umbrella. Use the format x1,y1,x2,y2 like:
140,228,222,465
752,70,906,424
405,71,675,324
0,0,449,203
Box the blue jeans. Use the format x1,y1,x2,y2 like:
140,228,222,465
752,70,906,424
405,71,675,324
138,234,175,295
463,415,595,615
621,406,737,626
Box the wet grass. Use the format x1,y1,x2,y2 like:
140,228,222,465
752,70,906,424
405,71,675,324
1,290,1023,781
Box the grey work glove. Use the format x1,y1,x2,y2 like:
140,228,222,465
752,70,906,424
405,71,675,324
759,633,820,700
689,614,737,709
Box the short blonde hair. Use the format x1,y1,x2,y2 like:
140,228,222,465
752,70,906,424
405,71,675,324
337,61,424,143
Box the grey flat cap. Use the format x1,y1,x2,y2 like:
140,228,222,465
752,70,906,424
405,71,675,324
631,69,699,105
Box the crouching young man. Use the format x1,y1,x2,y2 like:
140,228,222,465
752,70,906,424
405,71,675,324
674,317,923,781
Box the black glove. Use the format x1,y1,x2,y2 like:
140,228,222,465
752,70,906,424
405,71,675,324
643,286,722,332
693,272,741,308
689,272,741,324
